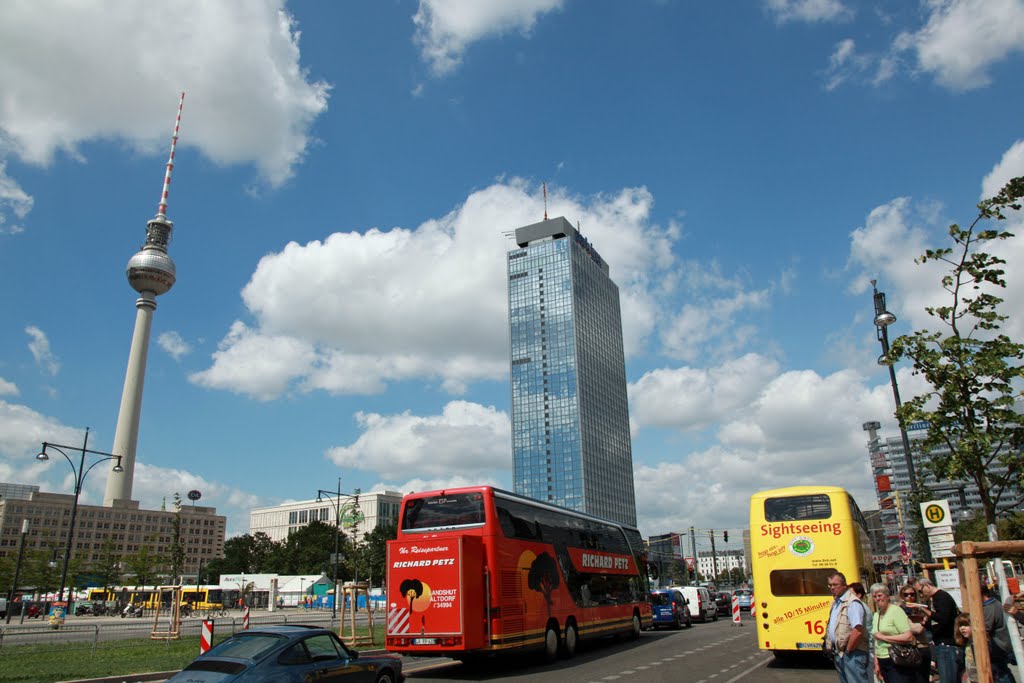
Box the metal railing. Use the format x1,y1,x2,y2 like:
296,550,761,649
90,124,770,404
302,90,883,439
0,609,375,653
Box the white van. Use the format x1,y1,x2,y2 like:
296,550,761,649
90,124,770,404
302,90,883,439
675,586,717,623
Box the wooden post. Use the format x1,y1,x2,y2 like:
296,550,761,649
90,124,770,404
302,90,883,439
957,544,991,682
150,586,181,640
339,582,374,647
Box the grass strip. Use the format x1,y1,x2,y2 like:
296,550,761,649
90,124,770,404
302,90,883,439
0,625,384,682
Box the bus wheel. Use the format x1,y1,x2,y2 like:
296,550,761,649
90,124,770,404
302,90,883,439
543,623,560,662
562,622,578,658
630,613,642,639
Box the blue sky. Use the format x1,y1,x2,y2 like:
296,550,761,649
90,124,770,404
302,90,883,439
2,0,1023,550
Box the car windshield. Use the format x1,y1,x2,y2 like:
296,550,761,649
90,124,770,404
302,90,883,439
734,590,751,596
205,634,285,660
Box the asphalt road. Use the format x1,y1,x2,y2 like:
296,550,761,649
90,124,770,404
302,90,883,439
402,615,838,683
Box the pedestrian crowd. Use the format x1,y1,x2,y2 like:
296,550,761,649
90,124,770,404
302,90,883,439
825,571,1022,683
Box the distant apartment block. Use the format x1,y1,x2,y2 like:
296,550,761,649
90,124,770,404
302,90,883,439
0,483,226,580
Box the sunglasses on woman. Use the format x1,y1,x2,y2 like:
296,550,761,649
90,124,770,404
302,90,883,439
902,592,916,597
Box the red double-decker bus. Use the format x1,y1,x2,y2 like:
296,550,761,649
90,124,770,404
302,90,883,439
386,486,652,661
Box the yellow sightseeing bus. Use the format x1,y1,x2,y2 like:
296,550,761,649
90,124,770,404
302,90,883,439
749,486,875,658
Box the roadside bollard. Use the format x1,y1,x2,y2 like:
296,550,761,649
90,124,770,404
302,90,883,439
732,594,743,626
242,606,250,630
200,620,214,654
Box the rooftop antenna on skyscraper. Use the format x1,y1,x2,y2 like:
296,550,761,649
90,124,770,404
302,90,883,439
156,92,185,221
543,182,548,221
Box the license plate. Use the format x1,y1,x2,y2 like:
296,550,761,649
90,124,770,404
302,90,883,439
796,642,823,650
413,638,437,645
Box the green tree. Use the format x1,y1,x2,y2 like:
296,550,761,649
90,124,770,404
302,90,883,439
890,176,1024,531
92,539,122,594
0,553,15,594
24,548,61,598
278,520,342,574
124,544,162,589
168,492,186,583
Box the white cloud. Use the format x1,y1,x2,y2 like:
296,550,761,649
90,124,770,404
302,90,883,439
631,366,900,534
0,161,33,234
0,378,18,397
765,0,852,24
893,0,1024,90
190,321,317,401
659,286,772,363
846,145,1024,346
157,331,192,361
629,354,781,432
413,0,564,76
374,474,505,498
193,180,680,400
981,139,1024,199
326,401,511,481
0,399,262,536
0,1,330,188
131,463,265,537
25,325,59,376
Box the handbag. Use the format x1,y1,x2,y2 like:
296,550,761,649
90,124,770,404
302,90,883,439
890,642,922,667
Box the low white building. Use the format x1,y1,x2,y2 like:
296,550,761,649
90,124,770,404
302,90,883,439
697,549,746,580
250,490,403,542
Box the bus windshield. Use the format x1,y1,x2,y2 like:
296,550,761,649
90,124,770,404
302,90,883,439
402,492,485,530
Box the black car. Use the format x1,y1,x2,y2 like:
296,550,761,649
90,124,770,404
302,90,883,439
713,591,733,618
165,625,404,682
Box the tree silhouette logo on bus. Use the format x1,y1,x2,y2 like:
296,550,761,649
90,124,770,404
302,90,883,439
788,536,815,557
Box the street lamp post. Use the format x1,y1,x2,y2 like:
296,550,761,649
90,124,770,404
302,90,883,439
872,281,919,494
36,428,123,604
316,480,363,618
5,520,29,624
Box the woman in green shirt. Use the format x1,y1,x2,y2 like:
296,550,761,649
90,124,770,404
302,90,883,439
870,583,916,683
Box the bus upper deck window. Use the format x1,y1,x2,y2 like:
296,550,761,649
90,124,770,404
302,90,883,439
764,495,832,522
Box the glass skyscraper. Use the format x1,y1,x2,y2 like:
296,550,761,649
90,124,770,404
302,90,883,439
507,217,637,526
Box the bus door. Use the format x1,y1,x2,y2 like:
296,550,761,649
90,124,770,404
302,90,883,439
386,536,485,651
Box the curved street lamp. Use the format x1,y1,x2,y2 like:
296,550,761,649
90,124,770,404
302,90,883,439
36,428,123,604
316,481,363,618
871,280,919,495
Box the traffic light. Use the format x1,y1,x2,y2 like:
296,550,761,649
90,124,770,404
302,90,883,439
723,531,728,542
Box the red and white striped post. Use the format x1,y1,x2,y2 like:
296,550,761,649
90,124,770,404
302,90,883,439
200,620,214,653
731,594,743,626
242,605,250,630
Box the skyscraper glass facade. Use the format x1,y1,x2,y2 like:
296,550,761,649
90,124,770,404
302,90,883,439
507,217,637,526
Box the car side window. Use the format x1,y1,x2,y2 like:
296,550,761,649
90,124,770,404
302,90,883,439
278,643,311,665
304,634,342,662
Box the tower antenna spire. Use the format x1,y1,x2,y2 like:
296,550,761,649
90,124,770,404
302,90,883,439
156,91,185,220
543,182,548,221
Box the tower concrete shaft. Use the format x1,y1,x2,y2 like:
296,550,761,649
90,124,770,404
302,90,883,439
103,292,156,505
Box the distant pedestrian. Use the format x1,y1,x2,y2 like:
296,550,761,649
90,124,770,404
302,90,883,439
825,572,870,683
915,578,964,683
897,584,932,683
981,584,1017,683
870,583,915,683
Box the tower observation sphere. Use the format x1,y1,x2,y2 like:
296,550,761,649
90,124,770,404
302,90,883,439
126,217,177,295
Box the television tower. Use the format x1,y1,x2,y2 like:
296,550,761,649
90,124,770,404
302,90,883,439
104,93,184,506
